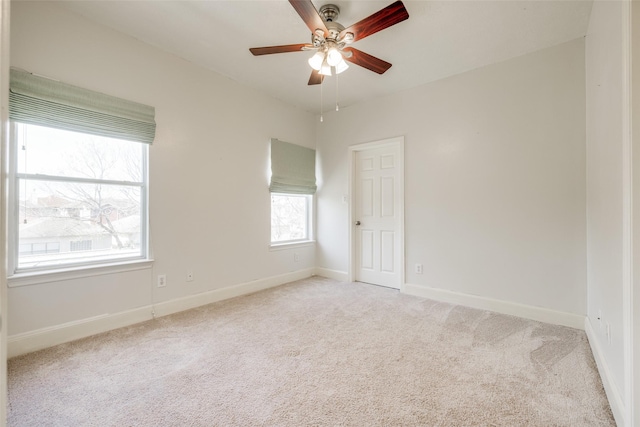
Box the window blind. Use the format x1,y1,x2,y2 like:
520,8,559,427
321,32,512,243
9,68,156,144
269,138,317,194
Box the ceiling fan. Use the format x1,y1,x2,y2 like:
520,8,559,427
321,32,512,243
249,0,409,85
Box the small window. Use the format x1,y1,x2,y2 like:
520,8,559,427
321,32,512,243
18,242,60,255
10,122,148,273
268,139,316,246
270,193,311,244
70,240,93,252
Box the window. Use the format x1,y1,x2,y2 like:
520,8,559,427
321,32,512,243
271,193,312,243
70,240,93,252
8,68,155,275
19,242,60,255
10,122,149,272
269,139,317,246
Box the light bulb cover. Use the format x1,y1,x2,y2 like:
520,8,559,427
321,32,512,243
308,51,324,71
326,47,342,67
335,58,349,74
319,59,332,76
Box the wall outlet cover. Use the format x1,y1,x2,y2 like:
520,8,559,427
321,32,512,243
157,274,167,288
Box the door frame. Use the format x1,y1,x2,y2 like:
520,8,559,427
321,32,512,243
348,136,405,288
1,0,9,424
626,1,639,423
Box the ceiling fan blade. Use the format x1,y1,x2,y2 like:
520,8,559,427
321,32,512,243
249,44,311,56
339,0,409,42
308,70,325,85
289,0,328,36
342,48,392,75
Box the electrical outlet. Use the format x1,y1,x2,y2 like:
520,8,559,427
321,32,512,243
157,274,167,288
186,271,194,282
294,253,300,262
415,264,423,274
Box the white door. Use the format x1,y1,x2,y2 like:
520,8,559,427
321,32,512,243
352,139,403,289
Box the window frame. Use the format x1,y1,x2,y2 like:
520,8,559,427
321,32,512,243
269,192,314,247
7,121,150,277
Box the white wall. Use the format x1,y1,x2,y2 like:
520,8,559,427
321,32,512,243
5,1,636,422
584,1,627,423
316,38,587,316
8,2,316,337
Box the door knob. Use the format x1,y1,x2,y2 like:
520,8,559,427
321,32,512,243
355,221,361,226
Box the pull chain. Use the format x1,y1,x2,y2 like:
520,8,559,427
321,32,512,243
335,72,339,112
320,76,324,122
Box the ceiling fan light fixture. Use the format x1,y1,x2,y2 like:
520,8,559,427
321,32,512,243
335,57,349,74
308,51,324,71
250,0,410,87
326,47,343,67
319,59,333,76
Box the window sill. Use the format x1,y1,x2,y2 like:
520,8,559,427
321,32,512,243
8,259,154,288
269,240,316,251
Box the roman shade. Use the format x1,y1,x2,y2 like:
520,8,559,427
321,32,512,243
269,138,317,194
9,68,156,144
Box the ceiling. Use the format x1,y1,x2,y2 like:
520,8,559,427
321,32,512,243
58,0,593,114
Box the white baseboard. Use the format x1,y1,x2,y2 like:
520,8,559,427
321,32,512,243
152,268,314,318
401,282,585,329
8,268,314,358
585,318,626,427
314,267,349,282
7,307,151,358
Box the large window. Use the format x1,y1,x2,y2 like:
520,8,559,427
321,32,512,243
271,193,312,244
7,68,155,275
10,122,148,273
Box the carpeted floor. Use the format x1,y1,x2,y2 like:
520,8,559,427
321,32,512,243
8,276,615,426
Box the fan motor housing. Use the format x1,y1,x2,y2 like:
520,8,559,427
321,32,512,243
319,4,345,40
326,22,345,40
319,4,340,22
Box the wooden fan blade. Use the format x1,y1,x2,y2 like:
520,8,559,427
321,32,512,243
339,1,409,42
289,0,328,36
343,47,392,74
249,44,310,55
308,70,325,85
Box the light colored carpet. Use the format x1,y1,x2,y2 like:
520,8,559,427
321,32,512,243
8,277,614,426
